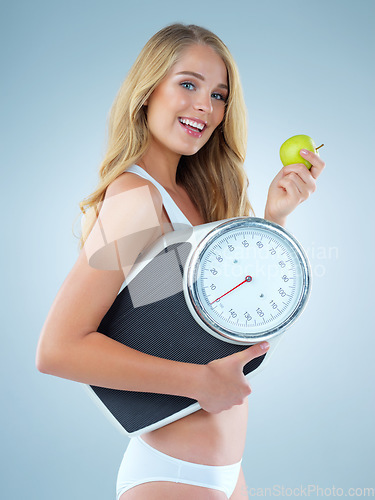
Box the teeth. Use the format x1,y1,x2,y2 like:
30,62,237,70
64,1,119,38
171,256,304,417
179,118,205,130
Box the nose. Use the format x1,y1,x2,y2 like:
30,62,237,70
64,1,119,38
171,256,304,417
193,91,213,114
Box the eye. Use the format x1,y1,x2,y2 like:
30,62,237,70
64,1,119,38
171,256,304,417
181,81,195,90
211,92,227,102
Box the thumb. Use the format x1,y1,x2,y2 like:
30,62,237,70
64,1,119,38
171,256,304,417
236,341,270,367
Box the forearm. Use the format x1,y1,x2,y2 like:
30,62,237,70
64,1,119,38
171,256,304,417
37,330,203,400
264,207,286,227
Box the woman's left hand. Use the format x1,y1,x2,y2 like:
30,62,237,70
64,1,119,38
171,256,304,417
264,149,325,227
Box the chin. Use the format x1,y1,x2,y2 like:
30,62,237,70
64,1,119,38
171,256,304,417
177,142,207,157
180,149,200,157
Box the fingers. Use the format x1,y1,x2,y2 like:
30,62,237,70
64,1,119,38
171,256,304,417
300,149,326,179
202,342,270,413
237,341,270,366
280,163,317,201
278,173,305,202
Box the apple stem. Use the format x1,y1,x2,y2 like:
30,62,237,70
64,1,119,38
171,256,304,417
316,144,324,150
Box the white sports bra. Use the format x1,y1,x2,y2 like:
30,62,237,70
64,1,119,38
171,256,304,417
125,165,193,230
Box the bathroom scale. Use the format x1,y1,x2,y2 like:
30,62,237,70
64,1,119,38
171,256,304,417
86,217,311,436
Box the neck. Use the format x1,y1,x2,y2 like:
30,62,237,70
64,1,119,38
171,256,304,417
137,143,181,193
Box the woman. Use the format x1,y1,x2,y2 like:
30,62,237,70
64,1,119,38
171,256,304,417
36,23,325,500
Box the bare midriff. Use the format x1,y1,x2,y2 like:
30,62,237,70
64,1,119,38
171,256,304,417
142,399,248,466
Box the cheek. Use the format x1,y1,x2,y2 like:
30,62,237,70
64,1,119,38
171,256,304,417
217,105,226,125
209,108,225,133
164,87,191,113
148,88,190,125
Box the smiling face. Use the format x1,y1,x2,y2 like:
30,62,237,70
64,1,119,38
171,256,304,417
144,44,228,161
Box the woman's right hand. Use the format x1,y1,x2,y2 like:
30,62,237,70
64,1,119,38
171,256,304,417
197,342,270,413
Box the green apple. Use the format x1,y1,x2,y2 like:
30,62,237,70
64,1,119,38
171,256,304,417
280,134,322,170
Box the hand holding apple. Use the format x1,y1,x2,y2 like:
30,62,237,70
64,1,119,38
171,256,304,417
264,135,326,226
280,134,324,169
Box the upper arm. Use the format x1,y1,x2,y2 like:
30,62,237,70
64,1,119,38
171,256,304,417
37,174,165,355
83,173,165,276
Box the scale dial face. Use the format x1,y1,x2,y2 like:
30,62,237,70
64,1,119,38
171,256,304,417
186,218,311,344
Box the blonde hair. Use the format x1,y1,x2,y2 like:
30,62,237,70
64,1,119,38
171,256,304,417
78,23,254,248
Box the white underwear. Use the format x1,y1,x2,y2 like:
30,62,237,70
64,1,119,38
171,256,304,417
116,435,242,499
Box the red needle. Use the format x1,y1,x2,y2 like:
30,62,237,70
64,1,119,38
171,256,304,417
210,275,252,304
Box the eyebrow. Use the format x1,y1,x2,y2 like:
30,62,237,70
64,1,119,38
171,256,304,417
175,71,228,91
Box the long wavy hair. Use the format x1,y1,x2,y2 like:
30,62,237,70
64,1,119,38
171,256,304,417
78,23,254,249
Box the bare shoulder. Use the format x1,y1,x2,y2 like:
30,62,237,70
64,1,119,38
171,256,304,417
83,171,165,265
104,170,163,216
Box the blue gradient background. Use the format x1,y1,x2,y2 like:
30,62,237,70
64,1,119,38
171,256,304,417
1,0,374,498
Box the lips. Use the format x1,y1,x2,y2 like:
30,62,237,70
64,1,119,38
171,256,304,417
178,117,207,137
